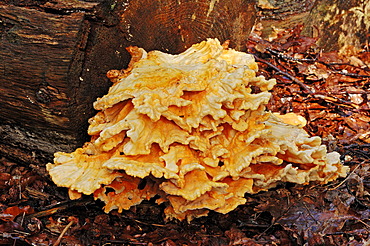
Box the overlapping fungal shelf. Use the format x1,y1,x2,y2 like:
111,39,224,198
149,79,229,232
47,39,348,221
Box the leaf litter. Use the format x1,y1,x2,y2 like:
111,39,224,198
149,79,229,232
1,25,370,245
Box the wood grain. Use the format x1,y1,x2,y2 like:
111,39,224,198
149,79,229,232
0,2,131,163
0,0,257,164
119,0,257,53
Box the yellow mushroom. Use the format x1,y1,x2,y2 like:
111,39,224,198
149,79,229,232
47,39,348,221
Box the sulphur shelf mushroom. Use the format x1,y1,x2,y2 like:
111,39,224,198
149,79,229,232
47,39,348,221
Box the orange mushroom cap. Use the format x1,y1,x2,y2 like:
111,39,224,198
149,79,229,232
47,39,348,221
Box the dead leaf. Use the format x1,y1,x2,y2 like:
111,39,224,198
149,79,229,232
0,206,34,222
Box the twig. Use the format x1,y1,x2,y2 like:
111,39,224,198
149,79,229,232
313,94,359,109
266,48,317,63
254,55,363,108
332,71,370,78
253,55,314,94
103,241,147,245
358,219,370,229
329,162,363,190
25,198,92,219
25,187,51,199
256,202,295,240
132,219,166,227
52,220,75,246
321,61,370,70
318,61,370,75
302,201,318,223
121,214,166,227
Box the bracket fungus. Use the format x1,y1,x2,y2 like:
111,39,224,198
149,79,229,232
47,39,348,221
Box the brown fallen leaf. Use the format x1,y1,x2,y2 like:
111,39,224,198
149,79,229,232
0,205,34,222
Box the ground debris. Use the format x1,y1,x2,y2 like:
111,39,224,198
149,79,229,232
248,25,370,145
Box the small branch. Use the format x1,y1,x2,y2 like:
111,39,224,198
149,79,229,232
254,54,363,109
358,219,370,229
257,199,296,240
266,48,317,63
121,214,166,227
329,162,362,190
253,55,314,94
332,71,370,78
322,62,369,70
318,61,370,75
313,94,359,109
25,198,92,219
52,219,75,246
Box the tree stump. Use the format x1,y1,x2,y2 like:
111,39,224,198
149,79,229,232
119,0,257,53
302,0,370,54
0,0,257,164
257,0,369,53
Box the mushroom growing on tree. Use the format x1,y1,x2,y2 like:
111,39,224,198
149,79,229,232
47,39,348,221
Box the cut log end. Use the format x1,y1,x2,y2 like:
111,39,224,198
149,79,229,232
119,0,257,53
0,0,257,165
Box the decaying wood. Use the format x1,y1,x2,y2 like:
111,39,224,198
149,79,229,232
257,0,370,53
0,0,368,165
257,0,316,37
119,0,257,53
0,1,132,164
302,0,370,53
0,0,257,164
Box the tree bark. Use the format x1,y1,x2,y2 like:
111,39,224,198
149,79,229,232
257,0,369,53
1,0,368,165
302,0,370,54
118,0,257,53
0,0,257,165
0,0,133,164
256,0,316,37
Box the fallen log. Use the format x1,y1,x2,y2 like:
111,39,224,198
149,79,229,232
0,0,257,164
2,0,368,165
0,1,133,163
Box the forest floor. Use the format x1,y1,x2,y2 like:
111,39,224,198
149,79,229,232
1,26,370,246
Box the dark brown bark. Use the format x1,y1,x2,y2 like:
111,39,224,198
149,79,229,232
0,1,133,164
3,0,366,165
257,0,316,36
0,0,257,164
